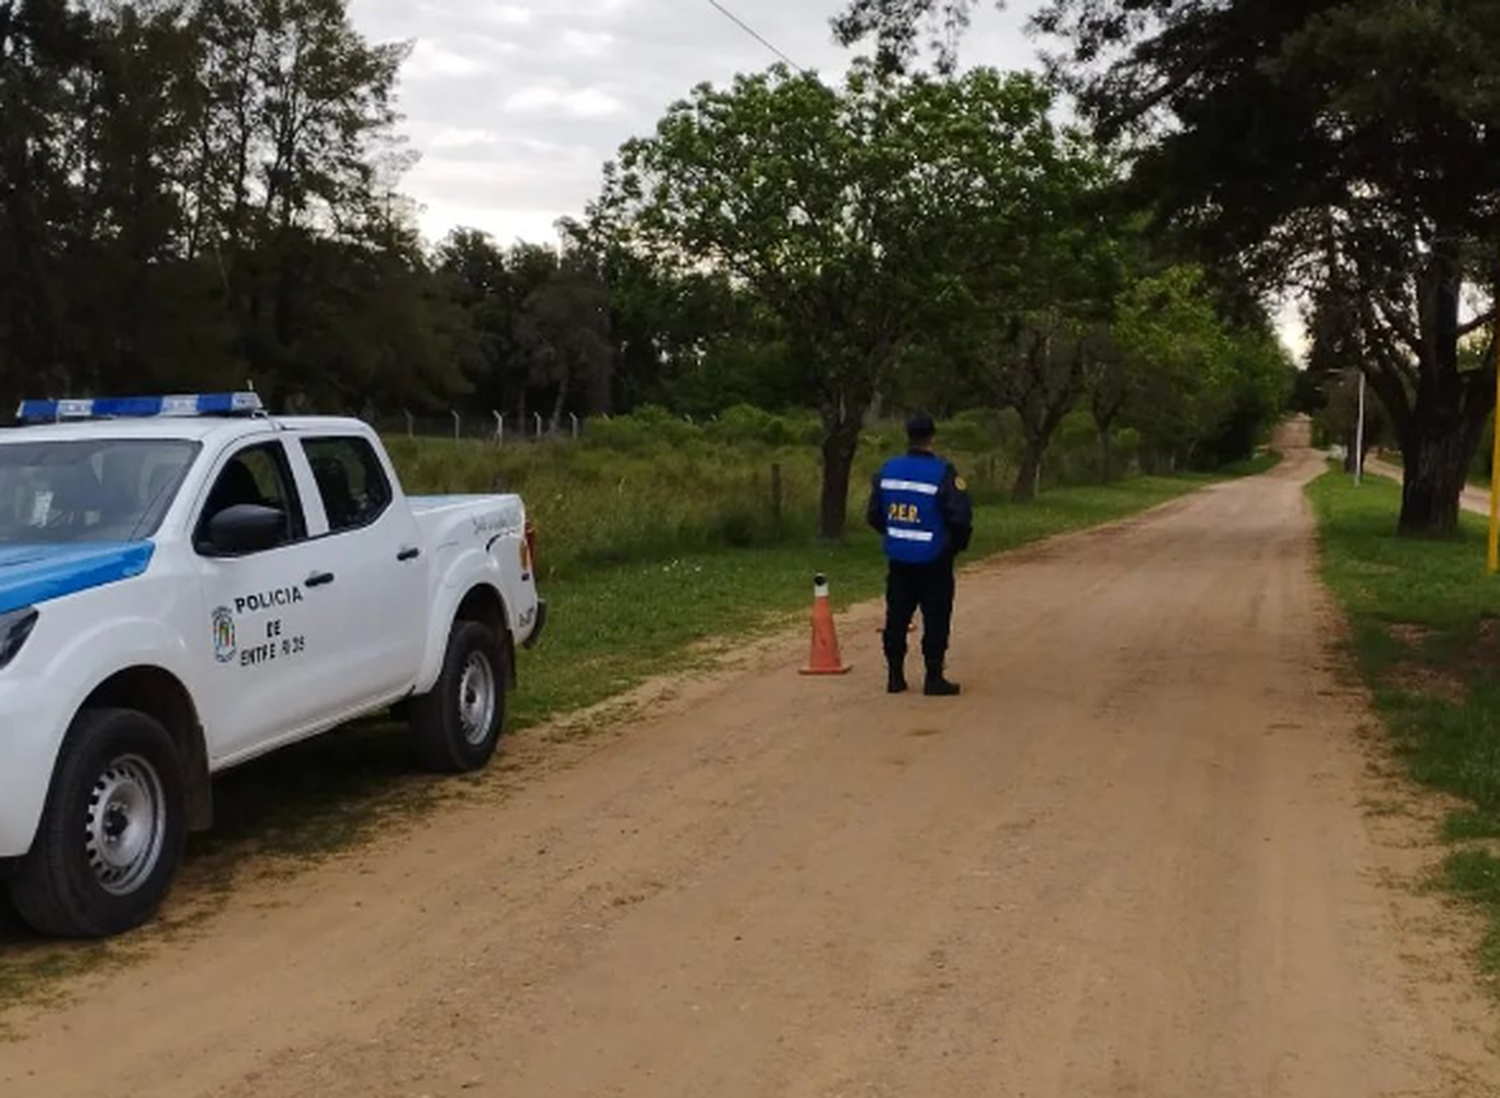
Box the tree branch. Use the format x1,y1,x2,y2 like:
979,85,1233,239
1458,309,1498,341
1356,294,1419,391
1373,297,1421,359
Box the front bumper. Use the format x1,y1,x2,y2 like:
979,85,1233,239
522,598,547,649
0,676,67,859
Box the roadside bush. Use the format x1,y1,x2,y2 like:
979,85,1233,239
708,404,813,447
383,403,1201,581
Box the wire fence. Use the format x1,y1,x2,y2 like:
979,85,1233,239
369,411,590,445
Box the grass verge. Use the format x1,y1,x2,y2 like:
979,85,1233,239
1308,467,1500,974
0,462,1268,1009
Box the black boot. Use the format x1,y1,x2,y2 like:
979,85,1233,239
888,662,909,694
924,664,960,697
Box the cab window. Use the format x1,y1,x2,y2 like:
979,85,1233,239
195,443,305,553
303,437,392,533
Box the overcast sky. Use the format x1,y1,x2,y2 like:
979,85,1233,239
346,0,1043,245
344,0,1305,357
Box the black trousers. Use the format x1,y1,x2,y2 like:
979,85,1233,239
883,556,955,670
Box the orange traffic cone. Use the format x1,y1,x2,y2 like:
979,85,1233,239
801,573,852,675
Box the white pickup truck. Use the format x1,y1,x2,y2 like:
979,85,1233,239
0,393,544,938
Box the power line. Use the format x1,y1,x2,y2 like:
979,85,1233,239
704,0,807,73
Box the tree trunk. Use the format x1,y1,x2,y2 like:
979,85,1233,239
550,372,571,433
1013,438,1045,502
1098,425,1115,483
1389,238,1491,536
819,421,861,540
1398,402,1482,536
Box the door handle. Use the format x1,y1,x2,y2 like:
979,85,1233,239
397,546,421,562
306,571,335,589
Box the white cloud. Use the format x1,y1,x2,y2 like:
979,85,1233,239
483,4,533,26
404,39,486,78
558,29,615,59
504,85,626,119
429,127,500,149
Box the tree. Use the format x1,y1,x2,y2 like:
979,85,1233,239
435,228,527,419
590,64,1095,537
515,250,614,429
833,0,978,74
0,0,95,406
970,158,1121,500
1001,319,1093,499
1091,264,1236,477
836,0,1500,535
574,230,783,417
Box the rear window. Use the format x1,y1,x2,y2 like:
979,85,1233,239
303,437,393,533
0,438,199,544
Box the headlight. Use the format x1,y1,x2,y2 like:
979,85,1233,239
0,607,39,670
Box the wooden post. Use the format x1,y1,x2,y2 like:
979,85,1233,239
1354,370,1366,487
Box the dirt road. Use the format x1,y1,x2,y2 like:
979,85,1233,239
3,431,1499,1097
1365,456,1492,516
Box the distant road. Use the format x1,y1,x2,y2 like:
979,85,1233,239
1364,456,1490,516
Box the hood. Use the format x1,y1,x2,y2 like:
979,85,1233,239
0,543,156,616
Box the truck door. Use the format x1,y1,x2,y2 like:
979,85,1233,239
293,433,427,705
191,439,343,764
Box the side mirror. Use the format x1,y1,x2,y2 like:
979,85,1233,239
204,504,286,556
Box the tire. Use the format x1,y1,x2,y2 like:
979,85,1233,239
410,620,507,774
12,709,187,939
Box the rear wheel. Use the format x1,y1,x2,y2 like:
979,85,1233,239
410,621,507,773
12,709,187,938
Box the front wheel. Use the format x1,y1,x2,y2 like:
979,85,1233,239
409,621,507,773
11,709,187,939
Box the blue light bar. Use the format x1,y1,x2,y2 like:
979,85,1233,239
14,392,264,424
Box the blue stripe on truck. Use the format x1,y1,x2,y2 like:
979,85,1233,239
0,543,155,615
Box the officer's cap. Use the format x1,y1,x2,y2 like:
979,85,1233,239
906,412,937,442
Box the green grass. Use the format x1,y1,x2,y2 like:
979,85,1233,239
0,443,1271,1010
379,405,1171,582
1309,468,1500,973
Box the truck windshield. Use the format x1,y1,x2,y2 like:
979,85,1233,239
0,439,200,544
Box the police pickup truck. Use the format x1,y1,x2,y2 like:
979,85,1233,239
0,394,544,938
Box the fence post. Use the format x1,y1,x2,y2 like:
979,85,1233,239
534,412,543,438
450,410,460,441
771,463,784,524
570,412,580,440
492,410,504,448
404,409,414,439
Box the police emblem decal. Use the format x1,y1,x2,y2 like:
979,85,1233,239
212,607,237,664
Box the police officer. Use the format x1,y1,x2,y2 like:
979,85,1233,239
866,413,973,696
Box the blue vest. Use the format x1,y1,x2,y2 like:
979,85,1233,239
878,454,947,564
